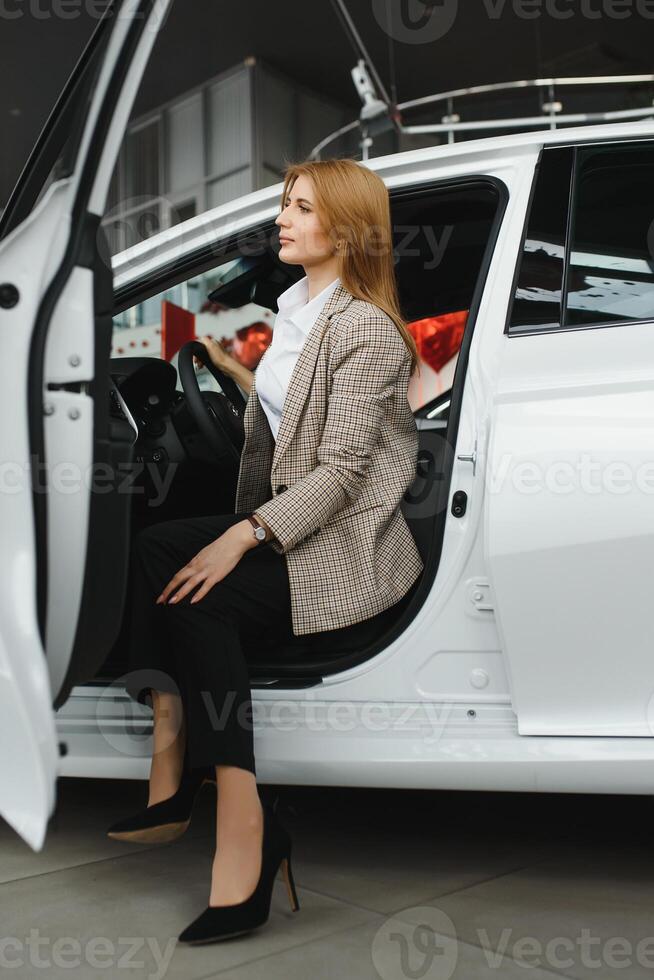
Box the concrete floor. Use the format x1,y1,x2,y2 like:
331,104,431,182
2,779,654,979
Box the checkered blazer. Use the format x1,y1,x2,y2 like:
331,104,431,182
234,281,424,635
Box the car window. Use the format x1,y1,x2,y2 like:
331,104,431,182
506,145,573,335
395,182,500,411
113,262,463,410
112,181,502,416
507,139,654,336
111,262,276,396
564,142,654,329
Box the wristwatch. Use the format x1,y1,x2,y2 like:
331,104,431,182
247,513,267,543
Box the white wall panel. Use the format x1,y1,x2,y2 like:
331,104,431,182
208,69,252,178
207,167,253,208
168,93,204,192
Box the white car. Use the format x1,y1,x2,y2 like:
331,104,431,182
2,0,654,853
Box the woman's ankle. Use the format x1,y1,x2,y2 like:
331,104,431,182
147,754,185,805
148,689,186,804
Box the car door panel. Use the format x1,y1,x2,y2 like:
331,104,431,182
487,139,654,736
0,0,172,848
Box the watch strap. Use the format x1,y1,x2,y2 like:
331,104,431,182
247,514,267,541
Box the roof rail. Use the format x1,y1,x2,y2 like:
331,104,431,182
310,74,654,160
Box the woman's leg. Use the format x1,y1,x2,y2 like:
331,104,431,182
127,511,293,903
211,766,264,906
125,512,272,771
148,689,186,805
125,520,204,803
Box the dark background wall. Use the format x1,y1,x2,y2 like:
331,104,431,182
2,0,653,207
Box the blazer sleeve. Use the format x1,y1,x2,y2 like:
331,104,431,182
253,311,410,555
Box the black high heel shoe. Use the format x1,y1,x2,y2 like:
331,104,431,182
177,798,300,945
106,760,216,844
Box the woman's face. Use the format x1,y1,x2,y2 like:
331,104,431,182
275,175,335,269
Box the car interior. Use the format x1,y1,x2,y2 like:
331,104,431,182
88,178,504,696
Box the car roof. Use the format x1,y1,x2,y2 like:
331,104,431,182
112,116,654,293
365,115,654,170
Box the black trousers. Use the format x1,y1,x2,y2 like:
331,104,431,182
124,512,295,777
124,510,408,779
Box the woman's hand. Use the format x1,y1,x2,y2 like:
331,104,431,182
156,521,255,606
194,334,256,396
193,335,235,375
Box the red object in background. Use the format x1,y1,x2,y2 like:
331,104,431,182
161,301,196,361
231,321,273,370
408,310,468,374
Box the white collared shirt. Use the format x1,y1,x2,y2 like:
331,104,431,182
255,274,341,441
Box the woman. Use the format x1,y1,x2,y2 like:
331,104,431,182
106,158,424,945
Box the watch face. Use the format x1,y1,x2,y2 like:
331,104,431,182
255,526,266,540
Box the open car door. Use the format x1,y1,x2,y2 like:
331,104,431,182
0,0,172,849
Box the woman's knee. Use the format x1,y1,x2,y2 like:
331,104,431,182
132,522,188,575
133,522,171,554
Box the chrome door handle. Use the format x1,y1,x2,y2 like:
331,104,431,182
457,438,477,476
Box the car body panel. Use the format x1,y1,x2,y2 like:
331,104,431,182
487,296,654,736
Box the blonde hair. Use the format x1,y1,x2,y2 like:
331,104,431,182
279,158,420,376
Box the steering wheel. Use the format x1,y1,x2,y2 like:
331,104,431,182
177,341,247,463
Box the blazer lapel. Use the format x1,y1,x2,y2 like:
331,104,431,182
242,369,272,448
269,281,355,475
